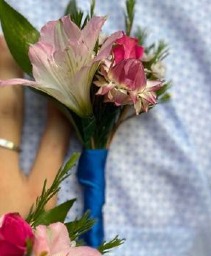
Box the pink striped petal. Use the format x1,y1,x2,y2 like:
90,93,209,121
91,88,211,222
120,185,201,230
33,223,72,255
82,16,106,51
63,246,102,256
0,78,38,87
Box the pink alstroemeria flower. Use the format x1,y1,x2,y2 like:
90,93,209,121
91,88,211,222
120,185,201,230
112,34,144,64
0,16,122,117
33,222,102,256
96,59,161,114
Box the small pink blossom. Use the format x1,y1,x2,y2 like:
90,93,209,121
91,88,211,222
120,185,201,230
112,34,144,64
96,58,161,114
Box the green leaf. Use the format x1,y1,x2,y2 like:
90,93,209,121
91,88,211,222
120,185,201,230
125,0,136,35
98,236,125,254
0,0,39,74
66,211,95,241
158,93,171,103
157,82,172,103
33,199,76,226
94,103,120,148
64,0,95,29
134,26,148,46
156,81,172,97
65,0,84,28
25,238,34,256
90,0,96,18
70,111,96,148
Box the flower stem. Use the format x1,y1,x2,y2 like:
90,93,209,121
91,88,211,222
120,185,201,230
106,105,130,148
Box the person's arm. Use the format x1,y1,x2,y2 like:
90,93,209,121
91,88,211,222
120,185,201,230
0,36,71,217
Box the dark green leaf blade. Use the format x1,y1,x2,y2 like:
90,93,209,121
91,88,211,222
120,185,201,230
64,0,84,28
34,199,76,226
0,0,39,74
70,111,96,148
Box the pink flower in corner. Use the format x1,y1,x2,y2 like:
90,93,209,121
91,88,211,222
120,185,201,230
33,222,102,256
0,213,34,256
0,16,122,117
112,34,144,64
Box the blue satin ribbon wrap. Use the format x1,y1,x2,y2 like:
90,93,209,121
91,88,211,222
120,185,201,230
77,149,108,248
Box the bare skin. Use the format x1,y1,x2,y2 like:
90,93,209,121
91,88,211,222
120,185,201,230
0,37,71,217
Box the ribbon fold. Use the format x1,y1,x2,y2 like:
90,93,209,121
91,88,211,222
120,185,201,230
77,149,108,247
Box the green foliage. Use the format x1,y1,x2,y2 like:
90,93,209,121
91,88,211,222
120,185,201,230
65,0,84,27
151,40,169,61
70,111,97,149
0,0,39,74
92,91,121,148
134,26,149,46
90,0,96,18
157,81,172,103
145,40,169,63
32,199,76,226
98,236,125,254
26,153,80,227
65,0,96,28
156,81,171,97
66,211,96,241
142,40,170,82
125,0,136,35
25,238,34,256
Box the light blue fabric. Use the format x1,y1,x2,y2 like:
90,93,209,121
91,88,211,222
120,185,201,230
2,0,211,255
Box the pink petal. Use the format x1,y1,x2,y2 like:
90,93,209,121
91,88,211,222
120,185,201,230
39,16,81,51
0,215,4,227
33,225,50,255
61,16,81,42
0,78,38,87
113,34,144,64
29,43,63,90
33,223,72,255
95,31,123,61
48,223,72,254
54,16,81,51
82,16,106,52
146,80,162,90
141,91,157,104
110,59,146,91
112,44,125,64
95,82,114,95
40,20,57,46
106,88,130,106
65,246,102,256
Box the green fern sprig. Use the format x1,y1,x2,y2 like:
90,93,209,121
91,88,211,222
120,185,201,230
125,0,136,36
26,153,80,227
98,236,125,254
